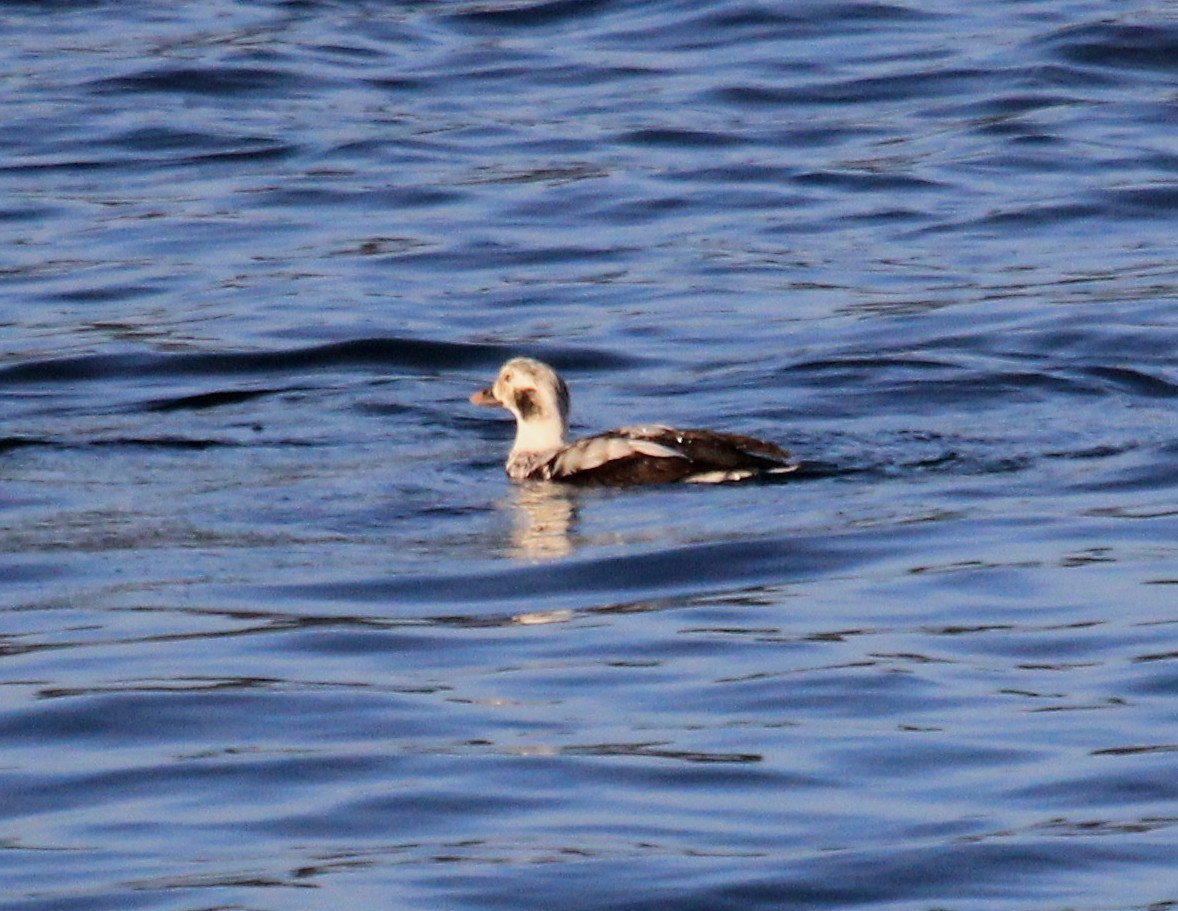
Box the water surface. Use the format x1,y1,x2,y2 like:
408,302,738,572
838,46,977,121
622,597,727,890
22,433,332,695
2,1,1176,909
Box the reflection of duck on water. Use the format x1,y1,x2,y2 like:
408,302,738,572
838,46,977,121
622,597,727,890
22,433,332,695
505,482,575,560
471,358,797,485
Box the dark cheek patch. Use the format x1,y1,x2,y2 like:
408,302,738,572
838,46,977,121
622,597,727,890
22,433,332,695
514,389,540,419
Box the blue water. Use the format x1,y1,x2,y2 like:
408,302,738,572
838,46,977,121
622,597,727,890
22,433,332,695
2,1,1177,909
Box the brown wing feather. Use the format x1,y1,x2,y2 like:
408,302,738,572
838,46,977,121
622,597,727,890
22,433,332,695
543,427,794,485
550,452,697,486
624,427,794,471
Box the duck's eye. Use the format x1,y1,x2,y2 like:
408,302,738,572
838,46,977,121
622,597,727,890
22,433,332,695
502,371,513,383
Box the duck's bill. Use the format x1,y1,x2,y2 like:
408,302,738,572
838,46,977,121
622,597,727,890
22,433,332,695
469,386,499,406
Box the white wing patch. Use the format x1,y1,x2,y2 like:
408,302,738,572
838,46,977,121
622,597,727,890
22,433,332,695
551,434,687,475
627,438,688,460
685,469,755,484
614,424,674,438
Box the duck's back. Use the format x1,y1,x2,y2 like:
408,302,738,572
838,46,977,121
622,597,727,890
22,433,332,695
536,425,797,485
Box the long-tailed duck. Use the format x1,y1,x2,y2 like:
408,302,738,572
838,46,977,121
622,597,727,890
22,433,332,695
470,357,798,484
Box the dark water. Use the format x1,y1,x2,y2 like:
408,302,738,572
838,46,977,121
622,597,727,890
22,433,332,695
2,1,1177,909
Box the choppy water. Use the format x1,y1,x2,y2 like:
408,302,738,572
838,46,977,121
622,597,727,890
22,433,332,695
2,1,1177,909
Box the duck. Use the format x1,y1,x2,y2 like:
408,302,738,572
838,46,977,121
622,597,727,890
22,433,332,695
469,357,798,485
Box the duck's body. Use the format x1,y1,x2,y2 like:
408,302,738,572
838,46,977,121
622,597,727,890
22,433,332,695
470,358,797,485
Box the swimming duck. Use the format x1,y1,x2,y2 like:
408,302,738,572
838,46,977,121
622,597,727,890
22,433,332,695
470,357,798,484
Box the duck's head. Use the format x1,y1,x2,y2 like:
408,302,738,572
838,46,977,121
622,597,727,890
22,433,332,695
470,357,570,452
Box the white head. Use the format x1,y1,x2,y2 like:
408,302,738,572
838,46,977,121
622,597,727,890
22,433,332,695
470,357,570,457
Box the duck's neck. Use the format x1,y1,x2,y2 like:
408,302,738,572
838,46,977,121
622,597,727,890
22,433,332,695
509,414,566,459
